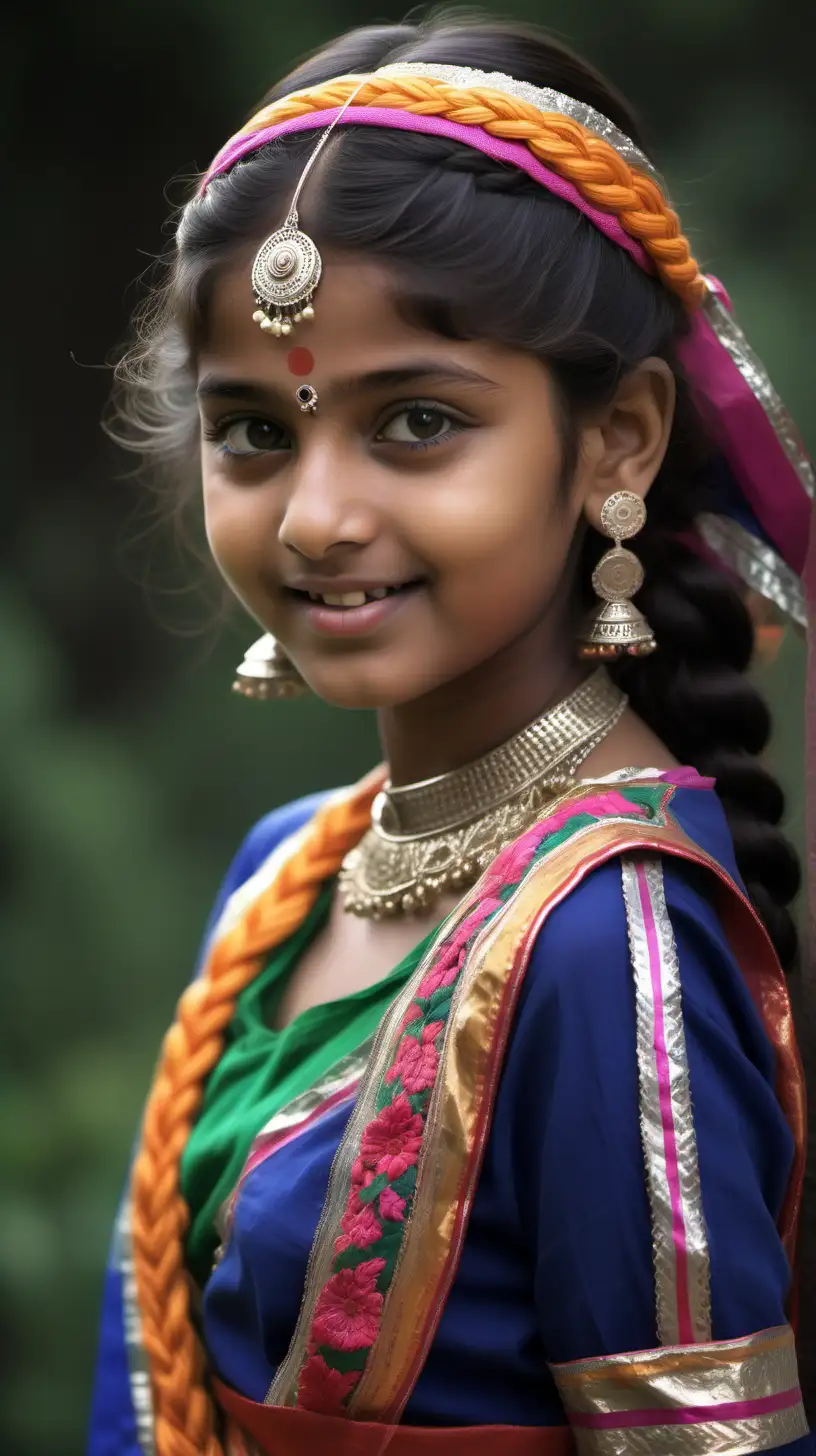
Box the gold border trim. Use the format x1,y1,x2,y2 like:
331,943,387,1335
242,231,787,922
622,858,711,1346
553,1324,796,1407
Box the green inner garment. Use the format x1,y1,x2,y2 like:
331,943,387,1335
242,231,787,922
180,882,437,1287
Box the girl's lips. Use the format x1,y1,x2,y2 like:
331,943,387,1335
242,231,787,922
294,584,422,637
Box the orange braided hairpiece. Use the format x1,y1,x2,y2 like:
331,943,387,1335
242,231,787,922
130,777,380,1456
228,74,705,309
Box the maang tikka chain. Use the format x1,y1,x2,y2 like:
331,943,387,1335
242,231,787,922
251,78,368,339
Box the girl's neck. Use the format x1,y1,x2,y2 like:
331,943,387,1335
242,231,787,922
377,621,582,788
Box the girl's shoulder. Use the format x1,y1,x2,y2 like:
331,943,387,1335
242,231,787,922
512,775,775,1077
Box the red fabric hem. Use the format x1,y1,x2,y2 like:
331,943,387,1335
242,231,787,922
213,1377,575,1454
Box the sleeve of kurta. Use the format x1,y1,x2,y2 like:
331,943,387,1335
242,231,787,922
505,852,813,1454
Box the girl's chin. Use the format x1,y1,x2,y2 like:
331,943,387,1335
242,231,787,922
305,679,416,711
300,660,445,712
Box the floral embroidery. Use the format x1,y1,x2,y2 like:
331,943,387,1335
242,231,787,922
360,1095,424,1180
379,1186,406,1221
297,1352,361,1413
413,902,489,1007
385,1020,444,1093
293,781,672,1413
415,953,462,1001
311,1258,386,1351
350,1155,375,1192
334,1201,382,1253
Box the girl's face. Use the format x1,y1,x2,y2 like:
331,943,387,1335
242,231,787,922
198,251,619,710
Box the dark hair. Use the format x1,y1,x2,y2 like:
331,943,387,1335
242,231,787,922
115,15,800,968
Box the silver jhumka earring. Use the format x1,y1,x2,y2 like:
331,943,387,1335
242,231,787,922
232,634,309,701
578,492,657,659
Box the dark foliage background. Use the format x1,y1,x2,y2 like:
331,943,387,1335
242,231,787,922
3,1,812,1450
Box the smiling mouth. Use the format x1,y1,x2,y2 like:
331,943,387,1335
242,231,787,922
287,582,423,608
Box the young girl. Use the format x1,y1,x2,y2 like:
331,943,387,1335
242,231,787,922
88,17,814,1456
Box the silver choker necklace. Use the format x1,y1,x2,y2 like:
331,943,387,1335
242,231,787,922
339,669,627,918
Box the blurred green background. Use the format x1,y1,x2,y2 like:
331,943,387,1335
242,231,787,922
4,1,813,1451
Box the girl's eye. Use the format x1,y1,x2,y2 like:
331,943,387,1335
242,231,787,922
205,417,288,457
377,405,460,448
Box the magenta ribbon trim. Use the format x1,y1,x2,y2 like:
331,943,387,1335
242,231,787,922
679,282,810,573
658,768,716,790
202,108,652,272
569,1384,802,1429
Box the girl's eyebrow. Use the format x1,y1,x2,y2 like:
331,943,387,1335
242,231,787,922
196,361,499,408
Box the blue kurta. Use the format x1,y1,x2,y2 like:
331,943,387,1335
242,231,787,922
191,781,812,1450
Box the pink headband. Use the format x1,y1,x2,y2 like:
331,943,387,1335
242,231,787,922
202,108,653,274
198,102,812,624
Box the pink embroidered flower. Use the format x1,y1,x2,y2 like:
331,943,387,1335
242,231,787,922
385,1020,444,1092
482,825,544,893
416,902,500,1000
335,1201,382,1252
350,1156,377,1193
379,1186,406,1221
297,1352,360,1413
416,952,462,1000
360,1095,424,1179
311,1258,386,1351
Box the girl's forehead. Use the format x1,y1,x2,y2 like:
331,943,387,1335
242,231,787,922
198,249,532,384
206,251,411,337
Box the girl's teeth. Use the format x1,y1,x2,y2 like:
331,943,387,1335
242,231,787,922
305,585,408,607
321,591,368,607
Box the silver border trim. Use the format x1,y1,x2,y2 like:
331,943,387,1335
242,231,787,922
702,284,814,504
697,512,806,627
374,62,664,189
622,857,711,1346
113,1199,156,1456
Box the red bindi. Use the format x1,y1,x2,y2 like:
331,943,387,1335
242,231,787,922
287,346,315,377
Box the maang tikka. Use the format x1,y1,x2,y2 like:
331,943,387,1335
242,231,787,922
578,491,657,659
250,79,368,339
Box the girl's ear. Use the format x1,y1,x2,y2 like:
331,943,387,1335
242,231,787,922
575,359,676,528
